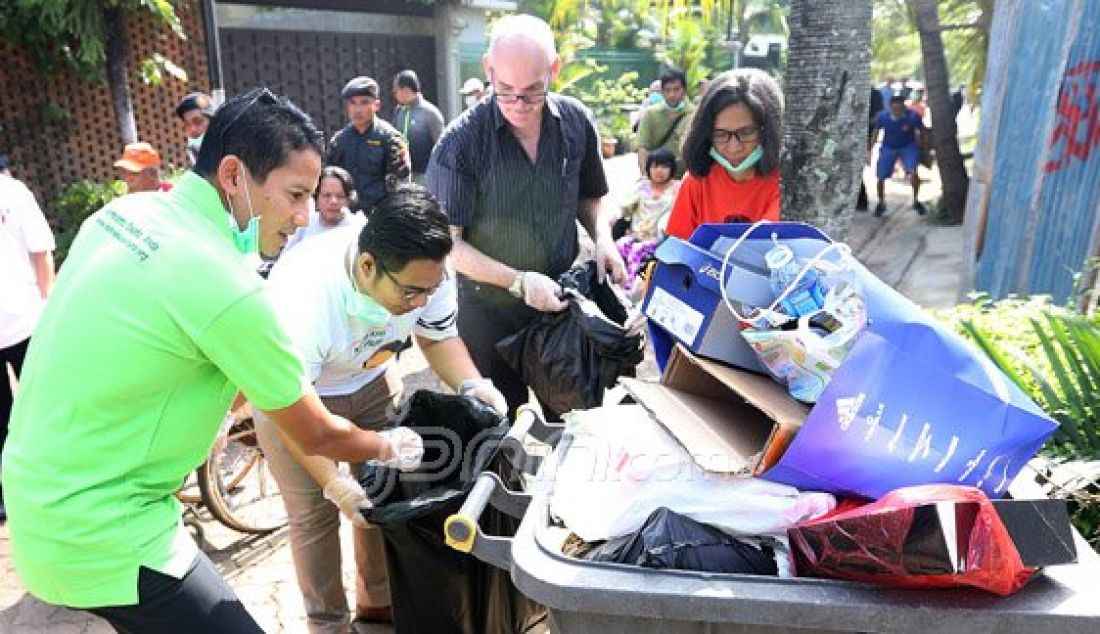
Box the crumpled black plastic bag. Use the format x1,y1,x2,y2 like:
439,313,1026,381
584,507,779,575
356,390,546,634
495,261,644,414
357,390,508,526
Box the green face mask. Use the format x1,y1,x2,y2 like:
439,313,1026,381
709,146,763,176
345,252,393,326
227,168,260,255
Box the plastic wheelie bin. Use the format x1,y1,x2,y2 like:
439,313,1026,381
445,410,1100,634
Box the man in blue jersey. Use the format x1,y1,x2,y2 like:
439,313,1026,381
870,95,927,216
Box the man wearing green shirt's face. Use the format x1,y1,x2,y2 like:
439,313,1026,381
1,88,425,632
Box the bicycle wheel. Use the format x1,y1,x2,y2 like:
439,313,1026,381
198,416,287,534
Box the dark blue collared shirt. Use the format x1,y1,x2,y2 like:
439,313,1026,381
426,94,608,302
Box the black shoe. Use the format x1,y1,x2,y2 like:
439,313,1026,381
913,201,927,216
873,202,886,217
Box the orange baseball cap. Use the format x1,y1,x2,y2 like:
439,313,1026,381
114,142,161,172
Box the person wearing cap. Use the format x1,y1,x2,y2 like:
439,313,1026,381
459,77,485,109
2,89,425,631
327,76,410,213
392,69,445,184
114,142,169,193
0,152,56,523
175,92,216,166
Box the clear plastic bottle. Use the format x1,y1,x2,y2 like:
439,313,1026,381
765,243,826,318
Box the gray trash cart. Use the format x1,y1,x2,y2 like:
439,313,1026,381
445,411,1100,634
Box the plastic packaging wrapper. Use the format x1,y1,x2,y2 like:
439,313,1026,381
788,484,1037,596
583,507,780,576
496,261,644,414
548,404,836,543
357,391,545,634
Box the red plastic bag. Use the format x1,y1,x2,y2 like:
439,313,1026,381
788,484,1037,596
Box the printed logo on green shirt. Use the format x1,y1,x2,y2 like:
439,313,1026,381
95,209,161,262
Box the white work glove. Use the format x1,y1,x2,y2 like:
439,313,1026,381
623,307,647,338
521,271,568,312
376,427,424,472
322,472,371,529
594,237,628,286
459,378,508,417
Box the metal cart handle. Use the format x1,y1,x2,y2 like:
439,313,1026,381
444,405,562,569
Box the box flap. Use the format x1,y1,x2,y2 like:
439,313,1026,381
621,346,809,474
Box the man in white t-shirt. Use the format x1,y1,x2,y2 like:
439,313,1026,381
0,153,56,521
283,165,366,253
255,183,505,631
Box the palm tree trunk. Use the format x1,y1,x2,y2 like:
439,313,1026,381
780,0,873,241
910,0,969,224
104,6,137,145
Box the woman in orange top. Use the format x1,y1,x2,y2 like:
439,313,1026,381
665,68,784,240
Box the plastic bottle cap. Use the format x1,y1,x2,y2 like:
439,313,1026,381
765,244,795,270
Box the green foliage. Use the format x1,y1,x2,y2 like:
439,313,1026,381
139,52,188,86
0,0,184,80
572,70,647,145
51,179,126,264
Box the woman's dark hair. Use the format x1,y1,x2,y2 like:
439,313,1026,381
682,68,784,178
194,87,325,182
358,183,453,273
645,148,677,180
316,165,358,206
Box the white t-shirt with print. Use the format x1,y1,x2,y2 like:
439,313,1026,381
0,174,56,348
266,225,457,396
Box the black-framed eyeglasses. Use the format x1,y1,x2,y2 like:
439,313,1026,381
712,125,763,147
491,75,550,105
215,87,277,143
377,261,450,302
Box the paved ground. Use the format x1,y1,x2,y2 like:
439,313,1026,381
0,154,962,633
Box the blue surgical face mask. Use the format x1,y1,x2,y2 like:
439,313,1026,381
647,93,663,106
345,252,392,326
187,134,204,153
226,167,260,255
709,146,763,175
663,97,686,112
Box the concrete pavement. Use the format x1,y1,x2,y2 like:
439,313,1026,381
0,154,964,633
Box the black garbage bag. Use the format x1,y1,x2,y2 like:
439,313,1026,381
358,390,546,634
584,507,779,575
495,261,644,414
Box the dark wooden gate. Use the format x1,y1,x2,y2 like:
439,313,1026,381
219,28,437,139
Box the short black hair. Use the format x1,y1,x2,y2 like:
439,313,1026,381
889,94,906,104
358,183,452,273
316,165,358,206
682,68,784,179
193,87,325,183
659,68,687,90
645,148,676,179
395,70,420,93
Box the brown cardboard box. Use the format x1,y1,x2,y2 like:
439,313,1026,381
620,344,809,476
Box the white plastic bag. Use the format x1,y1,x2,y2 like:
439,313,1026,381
547,405,836,542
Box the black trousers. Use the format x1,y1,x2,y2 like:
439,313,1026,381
88,553,263,634
456,283,561,421
1,336,30,456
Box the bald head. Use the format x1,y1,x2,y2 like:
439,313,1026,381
487,14,556,63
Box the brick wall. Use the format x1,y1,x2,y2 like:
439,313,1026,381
0,0,210,212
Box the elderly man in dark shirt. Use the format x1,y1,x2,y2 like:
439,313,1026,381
426,13,627,418
328,76,410,213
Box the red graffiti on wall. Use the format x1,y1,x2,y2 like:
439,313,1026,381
1046,60,1100,173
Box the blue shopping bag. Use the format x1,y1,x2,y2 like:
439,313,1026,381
643,222,1058,500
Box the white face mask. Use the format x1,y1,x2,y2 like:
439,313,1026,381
464,95,478,108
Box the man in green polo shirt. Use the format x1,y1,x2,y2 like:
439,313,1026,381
0,88,424,632
636,67,695,178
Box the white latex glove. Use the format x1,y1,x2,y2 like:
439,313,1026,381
521,271,568,312
594,237,628,286
459,378,508,417
322,473,371,529
623,307,646,338
376,427,424,472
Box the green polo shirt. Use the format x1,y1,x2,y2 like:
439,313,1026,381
1,172,308,608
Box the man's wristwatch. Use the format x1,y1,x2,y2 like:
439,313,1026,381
508,271,525,298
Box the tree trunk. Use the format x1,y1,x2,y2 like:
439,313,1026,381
780,0,873,241
104,6,137,145
910,0,969,225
